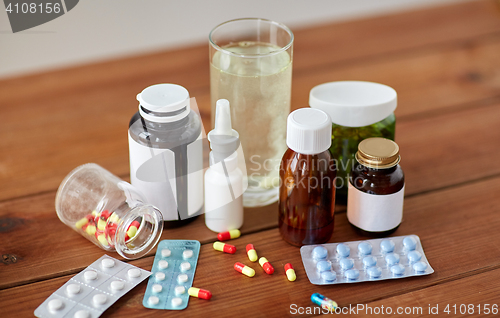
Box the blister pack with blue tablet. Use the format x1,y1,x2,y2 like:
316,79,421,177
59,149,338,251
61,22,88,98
300,234,433,285
34,255,151,318
142,240,201,310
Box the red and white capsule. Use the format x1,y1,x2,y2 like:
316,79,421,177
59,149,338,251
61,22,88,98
259,257,274,275
217,229,240,241
188,287,212,300
213,241,236,254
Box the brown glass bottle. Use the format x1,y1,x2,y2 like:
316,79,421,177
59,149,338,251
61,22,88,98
279,149,336,246
347,137,405,237
278,108,336,246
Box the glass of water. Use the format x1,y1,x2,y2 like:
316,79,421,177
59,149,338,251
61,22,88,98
209,18,293,207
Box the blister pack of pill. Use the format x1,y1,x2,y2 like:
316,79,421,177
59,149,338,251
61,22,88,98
300,234,433,285
34,255,151,318
142,240,201,310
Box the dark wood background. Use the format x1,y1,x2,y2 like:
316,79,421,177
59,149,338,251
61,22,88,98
1,1,500,317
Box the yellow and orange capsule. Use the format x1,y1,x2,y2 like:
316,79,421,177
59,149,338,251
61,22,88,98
246,244,258,262
213,241,236,254
234,262,255,277
284,263,296,281
259,257,274,275
217,229,240,241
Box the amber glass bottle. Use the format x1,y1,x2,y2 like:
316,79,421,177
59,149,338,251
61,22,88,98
279,108,336,246
347,137,405,237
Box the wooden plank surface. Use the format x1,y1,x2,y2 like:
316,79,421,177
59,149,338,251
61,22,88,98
359,269,500,317
1,1,500,317
1,176,499,317
1,1,500,202
2,101,500,290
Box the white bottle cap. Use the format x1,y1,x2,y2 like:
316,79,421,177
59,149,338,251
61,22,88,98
137,84,190,123
309,81,397,127
286,108,332,155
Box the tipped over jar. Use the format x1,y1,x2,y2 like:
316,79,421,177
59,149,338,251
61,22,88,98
55,163,163,259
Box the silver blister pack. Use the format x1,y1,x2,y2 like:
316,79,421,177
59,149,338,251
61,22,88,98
34,255,151,318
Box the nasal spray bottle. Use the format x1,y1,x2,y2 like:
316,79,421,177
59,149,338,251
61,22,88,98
205,99,244,232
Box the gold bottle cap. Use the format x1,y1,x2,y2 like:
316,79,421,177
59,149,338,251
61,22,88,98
355,137,400,169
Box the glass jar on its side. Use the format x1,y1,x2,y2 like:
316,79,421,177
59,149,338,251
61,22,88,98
55,163,163,259
309,81,397,203
347,138,405,237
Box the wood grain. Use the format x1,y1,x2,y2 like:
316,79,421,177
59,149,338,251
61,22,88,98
1,176,500,317
2,100,500,289
1,1,500,202
358,269,500,317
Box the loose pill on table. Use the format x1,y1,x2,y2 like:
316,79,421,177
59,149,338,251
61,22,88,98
284,263,296,282
367,266,382,278
213,241,236,254
362,255,377,268
171,297,183,307
391,264,405,275
311,293,338,313
344,269,360,280
380,240,395,253
259,257,274,274
177,274,188,283
413,261,428,272
217,229,241,241
158,260,169,269
403,236,417,251
188,287,212,300
84,270,97,281
74,309,90,318
336,243,350,258
246,244,258,262
385,253,400,266
312,246,328,259
48,299,64,311
128,268,141,278
93,294,107,306
234,262,255,277
183,249,194,259
161,249,171,257
66,283,81,295
180,262,191,272
175,286,185,295
407,250,422,263
339,258,354,270
358,242,372,255
316,260,332,272
321,271,336,283
152,284,162,293
148,296,159,305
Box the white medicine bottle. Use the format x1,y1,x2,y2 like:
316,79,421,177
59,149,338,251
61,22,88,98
205,99,245,232
128,84,204,226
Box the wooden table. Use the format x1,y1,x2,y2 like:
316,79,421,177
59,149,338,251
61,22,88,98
2,1,500,317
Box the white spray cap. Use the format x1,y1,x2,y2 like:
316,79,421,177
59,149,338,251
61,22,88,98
209,99,238,140
208,99,240,163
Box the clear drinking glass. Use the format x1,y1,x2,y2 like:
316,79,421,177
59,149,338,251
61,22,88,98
209,18,294,207
55,163,163,259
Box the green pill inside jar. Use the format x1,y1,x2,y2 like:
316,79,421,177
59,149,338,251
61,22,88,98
309,81,397,203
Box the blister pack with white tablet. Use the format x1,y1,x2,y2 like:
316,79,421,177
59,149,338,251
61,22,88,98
142,240,201,310
34,255,151,318
300,234,433,285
